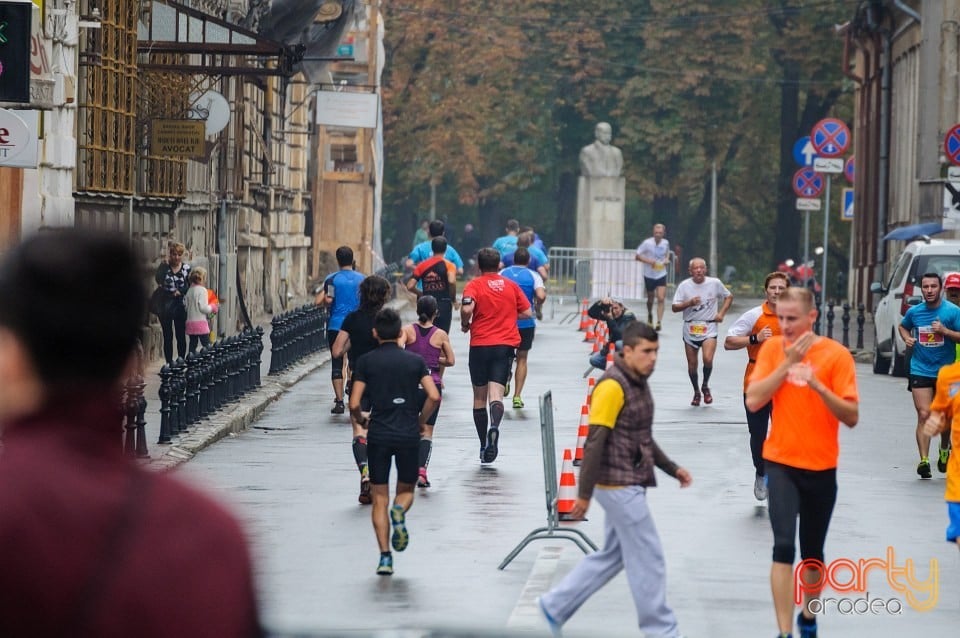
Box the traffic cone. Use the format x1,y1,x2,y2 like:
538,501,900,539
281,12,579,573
584,323,595,343
573,404,590,466
557,448,579,521
586,377,596,403
578,299,590,331
590,338,600,355
605,342,616,369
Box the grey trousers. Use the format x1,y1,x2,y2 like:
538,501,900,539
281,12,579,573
540,485,680,637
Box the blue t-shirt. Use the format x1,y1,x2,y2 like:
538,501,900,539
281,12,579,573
409,241,464,270
499,266,543,329
901,300,960,377
502,245,549,270
493,235,518,257
323,269,365,331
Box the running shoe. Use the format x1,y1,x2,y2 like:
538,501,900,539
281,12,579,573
796,611,817,638
479,446,486,462
483,426,500,463
417,468,431,488
754,475,768,501
537,597,562,638
513,396,524,409
331,399,345,415
648,312,654,324
938,446,951,473
376,554,393,576
918,458,932,479
655,322,662,332
390,504,409,552
358,477,372,505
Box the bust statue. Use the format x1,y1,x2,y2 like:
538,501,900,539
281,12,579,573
579,122,623,178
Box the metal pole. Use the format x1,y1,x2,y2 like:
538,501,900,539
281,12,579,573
710,162,718,277
821,175,831,321
430,181,436,221
803,210,810,267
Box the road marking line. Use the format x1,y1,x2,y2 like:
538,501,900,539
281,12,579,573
506,545,563,631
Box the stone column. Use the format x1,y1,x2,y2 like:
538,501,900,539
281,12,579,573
576,176,625,250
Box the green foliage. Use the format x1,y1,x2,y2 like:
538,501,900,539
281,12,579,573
380,1,855,266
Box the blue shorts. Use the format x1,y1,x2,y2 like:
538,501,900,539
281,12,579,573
947,502,960,543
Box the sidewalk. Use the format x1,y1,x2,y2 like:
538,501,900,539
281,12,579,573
139,299,409,471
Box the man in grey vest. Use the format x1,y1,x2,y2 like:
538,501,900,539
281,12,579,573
538,321,691,638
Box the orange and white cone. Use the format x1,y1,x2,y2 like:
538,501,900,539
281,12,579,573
557,448,579,521
584,323,595,343
605,342,616,370
573,404,590,466
578,299,590,331
586,376,596,405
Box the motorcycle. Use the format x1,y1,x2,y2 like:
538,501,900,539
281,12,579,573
777,259,822,294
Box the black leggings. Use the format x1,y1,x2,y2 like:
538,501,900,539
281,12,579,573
160,304,187,363
188,334,207,353
767,462,837,564
744,396,771,476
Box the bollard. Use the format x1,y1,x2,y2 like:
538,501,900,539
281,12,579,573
269,315,282,375
199,344,214,419
186,352,201,425
123,380,137,457
158,364,173,444
841,303,851,348
826,300,835,340
174,358,188,434
814,293,823,335
134,374,149,458
255,326,264,387
856,303,865,350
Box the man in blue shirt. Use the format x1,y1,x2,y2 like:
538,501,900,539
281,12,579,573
500,248,546,408
315,246,365,414
406,220,464,275
493,219,520,257
501,231,549,281
899,272,960,478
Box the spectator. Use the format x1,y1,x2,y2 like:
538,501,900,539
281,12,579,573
184,267,217,353
412,219,429,248
154,241,191,364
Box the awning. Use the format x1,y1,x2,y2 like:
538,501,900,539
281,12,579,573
882,222,946,241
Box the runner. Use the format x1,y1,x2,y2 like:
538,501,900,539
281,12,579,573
460,247,532,463
635,223,670,330
493,219,520,257
401,295,455,488
724,271,789,501
499,247,546,408
922,360,960,553
898,272,960,478
405,236,457,335
315,246,364,414
332,275,392,505
349,308,440,576
671,258,733,406
538,321,691,638
746,287,859,638
406,219,464,275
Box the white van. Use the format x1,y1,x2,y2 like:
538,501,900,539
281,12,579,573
870,239,960,375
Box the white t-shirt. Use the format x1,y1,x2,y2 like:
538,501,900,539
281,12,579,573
636,237,670,280
672,277,732,342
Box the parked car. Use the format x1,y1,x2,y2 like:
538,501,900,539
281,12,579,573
870,238,960,376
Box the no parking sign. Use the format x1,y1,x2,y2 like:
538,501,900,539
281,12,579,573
811,118,851,158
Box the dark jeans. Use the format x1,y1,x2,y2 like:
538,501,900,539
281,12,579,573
160,302,187,363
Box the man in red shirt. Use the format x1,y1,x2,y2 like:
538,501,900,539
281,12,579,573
0,230,261,637
461,247,532,463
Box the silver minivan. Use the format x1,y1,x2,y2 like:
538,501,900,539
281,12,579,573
870,239,960,376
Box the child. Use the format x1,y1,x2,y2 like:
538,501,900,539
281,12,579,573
923,361,960,552
185,267,217,353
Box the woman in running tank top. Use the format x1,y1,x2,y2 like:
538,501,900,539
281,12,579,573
401,295,456,488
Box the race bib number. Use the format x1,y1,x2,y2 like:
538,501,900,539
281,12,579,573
689,321,708,337
917,326,944,347
653,262,665,271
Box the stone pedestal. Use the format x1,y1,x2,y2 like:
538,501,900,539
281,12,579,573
576,176,625,249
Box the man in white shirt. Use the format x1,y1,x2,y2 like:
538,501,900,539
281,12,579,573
635,224,670,330
672,258,733,406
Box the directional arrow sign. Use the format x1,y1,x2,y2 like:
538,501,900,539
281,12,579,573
793,136,817,167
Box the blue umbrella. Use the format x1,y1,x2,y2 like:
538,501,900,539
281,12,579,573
882,222,946,241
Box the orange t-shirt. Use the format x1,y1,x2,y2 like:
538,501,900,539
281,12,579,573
749,335,859,471
731,301,782,392
927,362,960,501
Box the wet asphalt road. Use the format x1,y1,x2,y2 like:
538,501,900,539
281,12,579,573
181,297,959,637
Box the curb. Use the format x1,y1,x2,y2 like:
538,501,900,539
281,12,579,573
146,351,331,472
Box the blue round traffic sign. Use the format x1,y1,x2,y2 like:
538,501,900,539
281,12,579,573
793,136,817,167
844,156,855,184
793,168,824,198
811,118,851,158
944,124,960,166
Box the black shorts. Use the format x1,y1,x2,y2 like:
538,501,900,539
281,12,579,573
347,373,372,412
367,440,419,485
908,374,937,392
418,386,442,426
644,276,667,293
468,345,516,387
435,300,453,334
518,327,535,352
327,330,344,379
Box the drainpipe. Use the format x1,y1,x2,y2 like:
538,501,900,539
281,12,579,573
892,0,921,25
217,198,228,336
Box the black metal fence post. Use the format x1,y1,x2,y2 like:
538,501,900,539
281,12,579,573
826,300,835,340
158,364,173,444
841,302,851,348
857,303,866,350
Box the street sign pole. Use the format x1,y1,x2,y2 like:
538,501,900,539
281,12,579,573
804,210,810,267
822,175,831,324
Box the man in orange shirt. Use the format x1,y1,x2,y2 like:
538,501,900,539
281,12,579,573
746,287,859,638
725,272,789,501
923,362,960,552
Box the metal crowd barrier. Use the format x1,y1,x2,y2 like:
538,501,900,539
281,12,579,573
499,391,597,570
545,247,676,319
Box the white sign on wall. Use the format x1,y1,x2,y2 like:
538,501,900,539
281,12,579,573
315,91,379,129
0,109,39,168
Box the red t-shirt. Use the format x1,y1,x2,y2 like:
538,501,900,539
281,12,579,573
462,273,530,347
